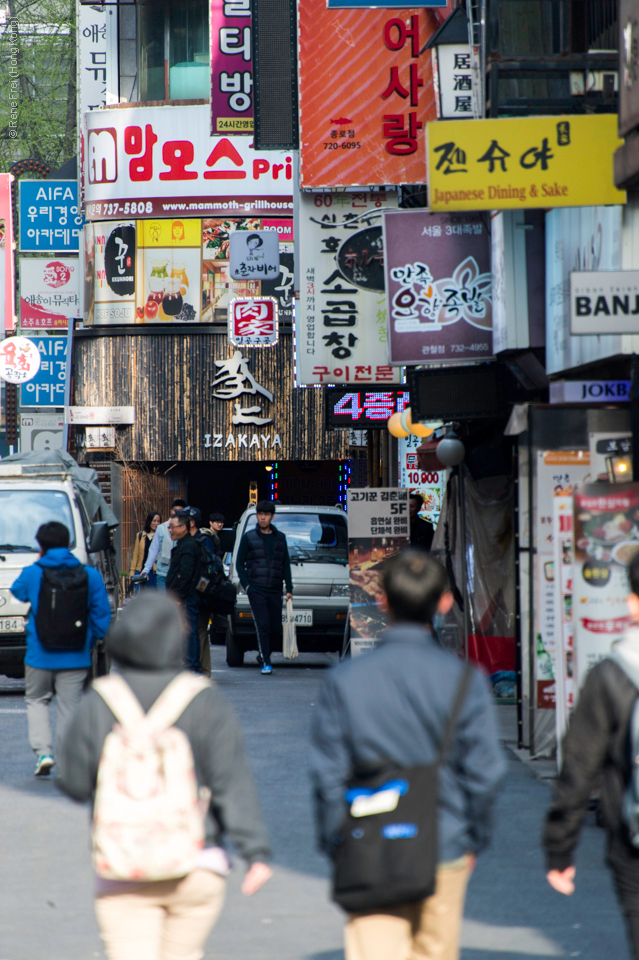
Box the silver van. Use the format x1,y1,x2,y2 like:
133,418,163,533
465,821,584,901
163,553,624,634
225,504,349,666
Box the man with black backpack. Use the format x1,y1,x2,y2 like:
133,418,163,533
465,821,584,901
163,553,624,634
9,521,111,777
309,550,505,960
166,510,205,673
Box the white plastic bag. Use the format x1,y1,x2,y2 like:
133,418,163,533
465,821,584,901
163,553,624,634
283,598,299,660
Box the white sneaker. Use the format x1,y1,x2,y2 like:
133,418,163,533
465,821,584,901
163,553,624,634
34,754,54,777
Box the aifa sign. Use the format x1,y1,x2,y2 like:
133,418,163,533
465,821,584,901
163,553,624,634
570,270,639,334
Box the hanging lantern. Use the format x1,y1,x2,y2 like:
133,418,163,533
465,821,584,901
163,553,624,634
387,412,410,438
402,407,435,439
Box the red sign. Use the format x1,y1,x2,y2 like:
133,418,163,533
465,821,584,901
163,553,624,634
229,296,278,347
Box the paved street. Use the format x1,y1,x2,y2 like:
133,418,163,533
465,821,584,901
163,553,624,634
0,648,630,960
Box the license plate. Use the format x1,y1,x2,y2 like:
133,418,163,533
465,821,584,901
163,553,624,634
0,617,25,633
282,609,313,626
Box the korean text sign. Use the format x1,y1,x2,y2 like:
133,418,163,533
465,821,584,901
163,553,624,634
84,105,293,220
210,0,253,135
428,115,626,212
298,191,397,386
325,385,410,429
298,3,446,187
19,181,84,252
21,337,68,407
20,258,80,329
384,209,492,364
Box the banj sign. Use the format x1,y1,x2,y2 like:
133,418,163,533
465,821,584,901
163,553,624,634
570,270,639,334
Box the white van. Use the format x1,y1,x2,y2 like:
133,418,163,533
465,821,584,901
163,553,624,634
225,504,349,666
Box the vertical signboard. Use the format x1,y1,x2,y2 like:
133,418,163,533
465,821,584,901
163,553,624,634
348,487,409,655
20,337,69,408
93,221,136,325
0,174,16,331
399,433,444,525
297,191,397,386
383,209,492,365
552,495,575,760
210,0,253,135
573,484,639,692
298,3,443,187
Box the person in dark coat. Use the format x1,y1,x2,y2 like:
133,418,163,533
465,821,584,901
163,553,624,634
409,493,435,552
235,500,293,676
166,510,203,673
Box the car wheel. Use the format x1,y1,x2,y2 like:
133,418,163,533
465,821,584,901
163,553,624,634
225,623,244,667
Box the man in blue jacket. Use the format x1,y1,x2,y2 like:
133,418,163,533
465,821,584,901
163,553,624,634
10,521,111,777
309,550,505,960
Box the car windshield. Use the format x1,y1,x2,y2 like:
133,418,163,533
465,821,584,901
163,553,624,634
248,512,348,564
0,490,76,552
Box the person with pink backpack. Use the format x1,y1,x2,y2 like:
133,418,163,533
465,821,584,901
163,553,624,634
57,593,272,960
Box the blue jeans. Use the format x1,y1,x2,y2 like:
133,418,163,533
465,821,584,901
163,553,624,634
156,574,167,592
184,597,201,672
247,587,282,666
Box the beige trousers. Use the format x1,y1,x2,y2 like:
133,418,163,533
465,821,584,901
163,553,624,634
345,856,472,960
95,870,226,960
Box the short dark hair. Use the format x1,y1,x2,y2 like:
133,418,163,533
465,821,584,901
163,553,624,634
171,511,190,529
410,493,424,505
170,498,186,510
209,512,225,524
143,510,161,533
256,500,275,515
36,521,70,553
381,550,448,625
630,553,639,596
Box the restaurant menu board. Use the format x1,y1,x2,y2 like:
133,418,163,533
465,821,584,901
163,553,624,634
399,432,444,526
347,488,409,657
573,484,639,692
552,496,575,762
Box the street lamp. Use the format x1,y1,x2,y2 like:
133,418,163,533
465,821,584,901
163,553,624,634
436,428,469,660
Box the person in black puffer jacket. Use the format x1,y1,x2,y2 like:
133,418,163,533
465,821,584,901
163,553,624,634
235,501,293,675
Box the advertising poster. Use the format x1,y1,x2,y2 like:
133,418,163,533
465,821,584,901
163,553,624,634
399,432,444,526
19,413,64,453
19,258,80,329
19,180,84,252
298,191,397,386
20,337,68,408
428,115,626,213
535,451,591,710
573,484,639,692
299,3,447,188
210,0,253,135
94,221,136,324
383,209,492,364
137,219,202,323
348,488,409,656
552,496,576,758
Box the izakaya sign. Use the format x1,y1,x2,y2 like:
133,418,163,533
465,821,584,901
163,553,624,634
570,270,639,335
383,209,492,364
83,105,293,220
428,115,626,212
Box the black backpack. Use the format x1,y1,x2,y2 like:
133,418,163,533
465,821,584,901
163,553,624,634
35,565,90,652
332,664,472,913
194,535,236,614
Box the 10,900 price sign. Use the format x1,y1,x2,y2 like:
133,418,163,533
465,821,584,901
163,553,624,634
325,385,409,430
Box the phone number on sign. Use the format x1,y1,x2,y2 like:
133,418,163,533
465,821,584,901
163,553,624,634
86,201,154,218
323,142,362,150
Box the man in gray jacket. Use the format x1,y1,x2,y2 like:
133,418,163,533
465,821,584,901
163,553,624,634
310,550,505,960
58,593,272,960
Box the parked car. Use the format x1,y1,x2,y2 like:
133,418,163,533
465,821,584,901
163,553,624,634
224,504,349,666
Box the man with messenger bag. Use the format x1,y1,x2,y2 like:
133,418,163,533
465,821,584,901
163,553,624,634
310,550,505,960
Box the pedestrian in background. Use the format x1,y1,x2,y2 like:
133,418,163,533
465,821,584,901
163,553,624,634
57,593,272,960
129,510,161,589
166,510,204,673
409,493,435,552
310,550,505,960
10,521,111,777
544,552,639,959
186,506,215,678
235,500,293,675
140,498,186,591
207,512,225,558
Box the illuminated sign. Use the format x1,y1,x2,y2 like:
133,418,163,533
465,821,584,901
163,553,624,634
325,385,409,429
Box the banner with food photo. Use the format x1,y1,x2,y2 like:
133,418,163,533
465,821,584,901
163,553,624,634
137,219,202,323
573,483,639,693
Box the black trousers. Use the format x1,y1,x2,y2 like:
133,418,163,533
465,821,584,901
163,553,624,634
247,586,281,665
608,833,639,958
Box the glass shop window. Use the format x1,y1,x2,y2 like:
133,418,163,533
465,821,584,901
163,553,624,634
138,0,209,103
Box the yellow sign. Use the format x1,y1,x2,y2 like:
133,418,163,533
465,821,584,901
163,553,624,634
139,219,201,247
428,115,626,212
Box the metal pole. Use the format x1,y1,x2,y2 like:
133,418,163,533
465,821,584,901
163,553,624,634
632,354,639,482
458,463,469,661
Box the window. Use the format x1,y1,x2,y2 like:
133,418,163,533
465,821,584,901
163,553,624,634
0,491,76,552
243,513,349,564
138,0,209,103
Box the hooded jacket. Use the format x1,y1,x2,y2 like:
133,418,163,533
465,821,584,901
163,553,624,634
10,547,112,671
57,593,272,864
309,623,506,864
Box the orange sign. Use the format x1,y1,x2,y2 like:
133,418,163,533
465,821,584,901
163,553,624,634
299,2,452,188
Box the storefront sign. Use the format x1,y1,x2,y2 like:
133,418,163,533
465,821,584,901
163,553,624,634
0,175,16,332
19,413,64,452
20,337,68,407
94,221,136,324
0,337,41,384
83,105,293,220
86,426,116,449
19,181,84,252
549,381,631,404
573,484,639,691
65,406,135,425
210,0,253,135
433,44,476,119
298,191,397,386
212,348,274,425
228,297,278,347
299,5,441,187
325,385,410,429
229,229,279,280
428,115,626,212
399,432,444,525
570,270,639,334
384,209,492,364
347,487,409,656
19,258,80,329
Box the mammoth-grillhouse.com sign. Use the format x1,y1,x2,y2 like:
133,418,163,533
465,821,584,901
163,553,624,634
570,270,639,335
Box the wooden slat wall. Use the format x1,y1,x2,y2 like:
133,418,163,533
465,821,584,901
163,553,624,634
120,465,186,577
73,332,349,462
